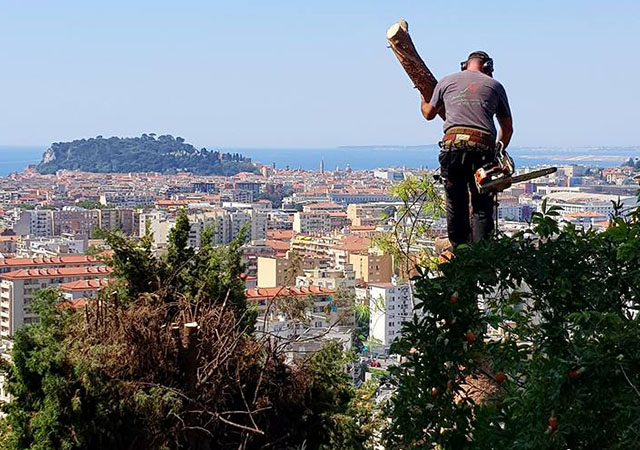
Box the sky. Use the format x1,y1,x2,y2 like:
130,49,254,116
0,0,639,149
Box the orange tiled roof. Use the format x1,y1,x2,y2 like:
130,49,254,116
0,255,101,267
265,240,291,252
59,278,111,291
341,235,371,252
267,230,294,241
245,285,335,300
1,266,112,280
350,225,376,231
58,298,89,309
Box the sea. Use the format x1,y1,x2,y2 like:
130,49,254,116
0,145,638,176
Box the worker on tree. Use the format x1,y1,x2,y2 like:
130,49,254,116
421,51,513,248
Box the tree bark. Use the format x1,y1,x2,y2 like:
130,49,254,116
386,20,445,119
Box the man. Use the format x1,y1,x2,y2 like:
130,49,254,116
421,51,513,248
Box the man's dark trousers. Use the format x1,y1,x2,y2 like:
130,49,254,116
439,146,495,247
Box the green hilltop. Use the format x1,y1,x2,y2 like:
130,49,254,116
36,134,258,175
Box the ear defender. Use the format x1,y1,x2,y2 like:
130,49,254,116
461,52,494,75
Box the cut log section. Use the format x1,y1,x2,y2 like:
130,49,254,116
386,20,445,119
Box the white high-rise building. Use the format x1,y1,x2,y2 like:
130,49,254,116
362,280,415,351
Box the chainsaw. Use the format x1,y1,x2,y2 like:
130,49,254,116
474,142,557,194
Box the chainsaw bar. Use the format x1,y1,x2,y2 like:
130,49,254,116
510,167,557,184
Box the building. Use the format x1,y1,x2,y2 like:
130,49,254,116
374,169,405,181
52,209,100,238
59,278,110,301
0,266,112,337
247,285,354,343
98,209,137,235
16,235,87,257
346,203,396,227
0,236,18,255
295,265,356,290
292,211,332,235
12,210,53,237
0,255,103,275
257,256,302,288
187,207,262,248
365,281,414,349
545,191,637,217
349,251,393,284
329,191,398,205
99,193,155,207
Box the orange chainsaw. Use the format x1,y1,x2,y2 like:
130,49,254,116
474,142,557,194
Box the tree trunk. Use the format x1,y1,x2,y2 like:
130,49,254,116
386,20,445,119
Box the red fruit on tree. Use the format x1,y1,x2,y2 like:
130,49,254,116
431,387,439,397
449,295,457,304
495,372,506,384
568,368,581,379
465,331,475,343
548,416,558,430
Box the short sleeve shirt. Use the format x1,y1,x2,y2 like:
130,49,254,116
429,70,511,137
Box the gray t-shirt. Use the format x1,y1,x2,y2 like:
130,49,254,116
430,70,511,137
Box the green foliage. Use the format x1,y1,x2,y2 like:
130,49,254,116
374,174,444,277
37,134,258,175
3,289,130,450
302,342,376,450
386,200,640,449
75,200,107,209
4,220,374,448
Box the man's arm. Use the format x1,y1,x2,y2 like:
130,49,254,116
420,93,444,121
420,94,438,121
497,116,513,149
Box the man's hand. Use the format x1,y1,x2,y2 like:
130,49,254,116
420,94,440,121
497,116,513,149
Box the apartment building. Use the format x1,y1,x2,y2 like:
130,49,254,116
60,278,110,301
257,256,302,288
0,266,112,337
13,210,53,237
0,255,103,275
364,281,414,349
52,209,100,238
293,211,332,235
16,235,87,257
346,203,396,227
99,193,155,207
98,209,138,235
295,265,356,290
349,251,393,284
248,285,353,338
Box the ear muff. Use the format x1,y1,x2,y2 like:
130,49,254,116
461,56,494,74
482,58,494,75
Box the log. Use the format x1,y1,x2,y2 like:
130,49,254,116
386,20,445,119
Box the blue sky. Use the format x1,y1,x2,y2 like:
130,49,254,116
0,0,638,148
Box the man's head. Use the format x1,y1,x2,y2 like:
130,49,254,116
460,51,494,76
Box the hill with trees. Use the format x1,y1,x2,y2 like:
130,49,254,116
36,134,258,175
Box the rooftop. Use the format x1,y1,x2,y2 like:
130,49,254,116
59,278,111,291
0,255,101,268
1,265,112,280
245,285,335,300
